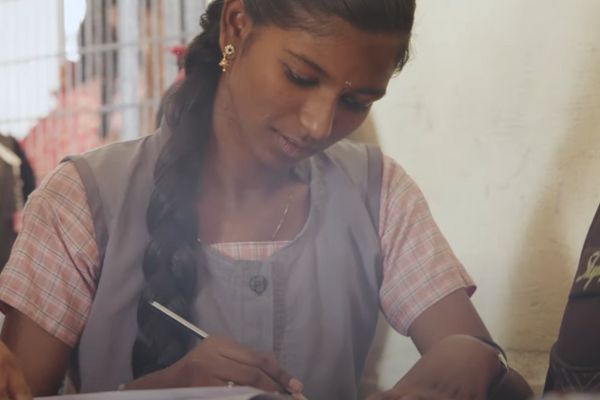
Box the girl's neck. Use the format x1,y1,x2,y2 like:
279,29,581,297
204,84,295,200
201,130,294,201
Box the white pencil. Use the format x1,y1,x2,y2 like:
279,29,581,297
149,301,209,339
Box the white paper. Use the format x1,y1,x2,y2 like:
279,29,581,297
35,386,286,400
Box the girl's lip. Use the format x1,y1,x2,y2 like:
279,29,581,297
278,134,306,158
282,135,303,147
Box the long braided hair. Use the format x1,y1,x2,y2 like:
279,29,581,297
132,0,416,377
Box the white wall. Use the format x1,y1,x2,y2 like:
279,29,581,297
362,0,600,394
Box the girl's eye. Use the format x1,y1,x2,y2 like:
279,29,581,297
284,66,319,87
341,95,371,112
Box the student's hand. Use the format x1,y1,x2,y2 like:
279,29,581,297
0,341,32,400
366,335,502,400
128,336,304,395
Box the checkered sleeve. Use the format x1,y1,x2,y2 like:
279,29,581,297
378,155,476,336
0,162,99,347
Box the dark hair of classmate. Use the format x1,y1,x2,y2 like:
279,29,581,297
132,0,416,377
0,134,35,271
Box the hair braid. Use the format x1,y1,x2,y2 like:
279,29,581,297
131,0,224,377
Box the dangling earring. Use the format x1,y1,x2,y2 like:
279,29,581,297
219,44,236,72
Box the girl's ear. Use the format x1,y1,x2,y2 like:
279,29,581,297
219,0,252,51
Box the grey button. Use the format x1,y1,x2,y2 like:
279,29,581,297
249,275,268,295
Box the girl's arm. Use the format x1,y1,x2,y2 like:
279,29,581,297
2,308,71,397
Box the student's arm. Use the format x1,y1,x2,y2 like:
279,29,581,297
373,158,532,399
0,336,32,400
368,290,532,400
2,308,71,397
408,289,532,400
0,163,99,396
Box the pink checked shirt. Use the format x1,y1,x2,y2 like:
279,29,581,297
0,155,474,347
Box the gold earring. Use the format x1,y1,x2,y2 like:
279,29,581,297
219,44,236,72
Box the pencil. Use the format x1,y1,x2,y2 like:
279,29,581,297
149,301,209,339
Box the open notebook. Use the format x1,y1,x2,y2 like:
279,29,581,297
36,387,290,400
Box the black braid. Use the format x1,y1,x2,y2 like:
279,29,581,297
131,0,224,377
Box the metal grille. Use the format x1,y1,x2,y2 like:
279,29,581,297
0,0,206,180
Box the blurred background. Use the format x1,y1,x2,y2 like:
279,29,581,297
0,0,205,183
1,0,600,397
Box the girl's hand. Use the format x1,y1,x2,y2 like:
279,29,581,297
127,336,304,395
366,335,503,400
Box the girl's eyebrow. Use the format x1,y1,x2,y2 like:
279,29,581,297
284,49,328,77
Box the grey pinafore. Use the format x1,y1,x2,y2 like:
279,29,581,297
69,124,383,400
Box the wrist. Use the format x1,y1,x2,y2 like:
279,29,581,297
471,336,509,394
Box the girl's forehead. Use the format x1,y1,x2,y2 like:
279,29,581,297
253,22,403,77
256,18,403,54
